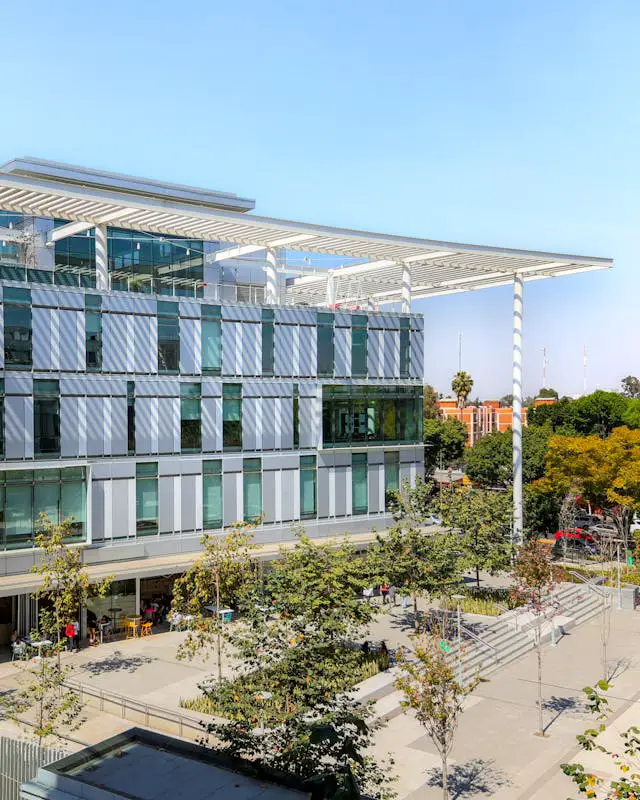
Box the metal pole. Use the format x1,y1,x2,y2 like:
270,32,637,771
401,263,412,314
617,540,622,611
265,248,278,304
512,274,524,546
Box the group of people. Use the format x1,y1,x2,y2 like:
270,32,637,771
140,596,169,625
362,584,398,604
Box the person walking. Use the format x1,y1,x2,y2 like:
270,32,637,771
389,585,397,606
380,583,390,604
65,621,75,652
73,620,80,651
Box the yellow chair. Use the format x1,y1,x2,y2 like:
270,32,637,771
141,621,153,637
125,619,139,639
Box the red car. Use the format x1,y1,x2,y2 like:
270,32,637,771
554,528,596,544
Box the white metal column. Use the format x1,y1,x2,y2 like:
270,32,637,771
512,273,524,546
401,263,412,313
326,270,337,306
265,248,278,304
95,224,109,291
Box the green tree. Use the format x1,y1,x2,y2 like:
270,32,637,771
527,396,575,432
621,375,640,398
451,371,474,409
523,484,560,537
499,393,514,407
465,425,551,488
561,681,640,798
538,387,559,399
423,383,440,421
171,526,257,679
396,634,477,800
438,487,511,588
424,417,468,473
567,391,629,438
622,397,640,429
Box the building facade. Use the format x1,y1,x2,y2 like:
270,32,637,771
0,159,424,637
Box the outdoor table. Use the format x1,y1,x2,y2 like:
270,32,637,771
28,639,53,659
204,606,234,622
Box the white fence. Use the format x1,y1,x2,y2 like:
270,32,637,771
0,736,66,800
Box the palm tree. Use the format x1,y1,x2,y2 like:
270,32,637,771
451,371,474,409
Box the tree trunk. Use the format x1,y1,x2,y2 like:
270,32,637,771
442,752,449,800
475,565,480,590
536,633,543,736
215,570,222,683
413,595,419,630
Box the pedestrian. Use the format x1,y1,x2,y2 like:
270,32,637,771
361,640,370,657
380,640,390,669
380,583,389,604
402,594,409,610
73,620,80,650
363,586,374,604
65,621,75,652
389,585,397,606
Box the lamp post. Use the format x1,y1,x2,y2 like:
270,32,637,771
452,594,465,683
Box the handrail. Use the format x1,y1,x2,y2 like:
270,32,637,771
459,625,499,655
567,571,607,598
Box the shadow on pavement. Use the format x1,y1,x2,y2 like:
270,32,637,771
79,650,157,675
426,757,511,799
541,694,588,733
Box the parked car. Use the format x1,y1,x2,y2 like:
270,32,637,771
424,514,443,526
554,528,598,546
553,537,599,558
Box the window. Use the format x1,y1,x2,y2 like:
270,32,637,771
0,379,4,457
34,380,60,457
300,455,317,519
136,462,158,536
317,312,334,377
262,308,275,375
54,221,96,288
127,381,135,455
181,383,201,453
223,384,242,452
293,384,299,449
400,318,411,378
157,302,179,373
4,287,32,368
0,467,87,551
322,385,423,448
384,451,400,510
85,294,102,370
202,305,222,376
352,453,368,515
243,458,262,524
351,315,368,377
203,460,223,530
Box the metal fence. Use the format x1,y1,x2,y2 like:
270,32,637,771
0,737,66,800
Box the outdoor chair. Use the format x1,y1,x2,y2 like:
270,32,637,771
169,613,183,631
11,641,26,661
141,621,153,637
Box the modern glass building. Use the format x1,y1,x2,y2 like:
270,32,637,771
0,159,426,636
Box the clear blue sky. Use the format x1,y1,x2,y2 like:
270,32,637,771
1,1,635,398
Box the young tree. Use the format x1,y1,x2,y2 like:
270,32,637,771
423,383,441,421
396,635,477,800
537,387,559,399
561,681,640,798
438,487,512,589
621,375,640,399
423,417,468,473
171,525,257,680
451,371,474,409
511,540,558,737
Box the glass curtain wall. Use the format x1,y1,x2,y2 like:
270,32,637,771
262,309,275,375
243,459,262,524
34,380,60,457
180,383,201,453
399,318,411,378
223,384,242,451
300,455,317,519
85,294,102,370
157,302,179,373
0,379,4,457
53,221,96,288
201,305,222,375
4,287,32,368
322,385,422,447
136,463,158,536
351,315,368,377
317,312,334,377
127,381,135,454
293,384,299,449
384,451,400,510
352,454,368,515
202,460,223,530
0,467,86,550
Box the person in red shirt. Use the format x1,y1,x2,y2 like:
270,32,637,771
380,584,390,604
65,622,75,651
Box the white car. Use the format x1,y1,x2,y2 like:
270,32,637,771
424,515,443,526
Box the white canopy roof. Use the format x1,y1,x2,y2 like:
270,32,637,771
0,160,612,306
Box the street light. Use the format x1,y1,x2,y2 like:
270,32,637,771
452,594,465,683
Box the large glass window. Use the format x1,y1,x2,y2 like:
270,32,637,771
351,315,368,377
181,383,201,453
262,308,275,376
85,294,102,370
243,458,262,524
223,384,242,452
317,312,334,377
352,453,368,515
293,384,299,449
322,385,423,448
0,379,4,457
0,467,87,551
384,451,400,510
400,318,411,378
202,305,222,376
108,228,203,297
203,460,223,530
157,302,179,373
136,462,158,536
127,381,135,455
4,287,32,368
34,380,60,457
300,455,317,519
54,222,96,288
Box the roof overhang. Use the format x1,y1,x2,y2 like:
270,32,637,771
0,163,612,306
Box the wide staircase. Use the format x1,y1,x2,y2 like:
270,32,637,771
357,580,605,723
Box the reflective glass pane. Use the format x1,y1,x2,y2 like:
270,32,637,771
202,319,221,375
203,473,223,529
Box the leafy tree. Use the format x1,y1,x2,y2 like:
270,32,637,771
561,681,640,798
171,526,257,679
622,397,640,429
424,417,468,473
511,540,558,736
524,484,560,537
423,383,440,421
465,425,551,488
499,393,514,407
438,487,512,588
451,371,474,409
527,396,575,432
567,391,629,438
538,387,559,399
536,426,640,547
396,634,477,800
622,375,640,398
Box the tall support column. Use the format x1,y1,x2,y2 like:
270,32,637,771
265,248,278,304
95,224,109,291
400,262,412,313
512,273,524,546
326,270,337,307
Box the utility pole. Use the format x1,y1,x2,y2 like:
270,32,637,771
458,332,463,373
542,347,548,389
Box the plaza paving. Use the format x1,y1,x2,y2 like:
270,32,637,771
0,595,638,798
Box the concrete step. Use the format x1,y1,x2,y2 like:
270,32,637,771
351,667,399,704
371,689,405,723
